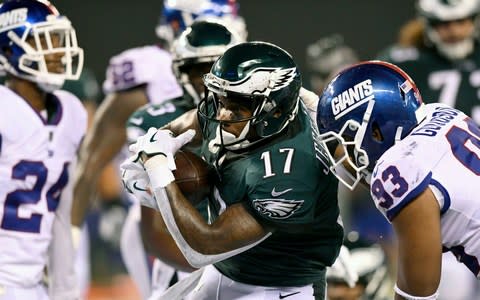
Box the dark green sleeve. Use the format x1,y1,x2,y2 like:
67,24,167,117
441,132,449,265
125,98,192,143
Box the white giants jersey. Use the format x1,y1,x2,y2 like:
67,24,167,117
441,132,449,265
0,87,87,287
370,103,480,277
102,45,183,104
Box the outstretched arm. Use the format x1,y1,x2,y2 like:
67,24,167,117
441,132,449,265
71,88,148,226
392,187,441,299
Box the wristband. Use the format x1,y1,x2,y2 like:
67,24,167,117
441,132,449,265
394,284,439,300
144,155,175,189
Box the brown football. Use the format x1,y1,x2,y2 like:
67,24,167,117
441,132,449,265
173,150,211,206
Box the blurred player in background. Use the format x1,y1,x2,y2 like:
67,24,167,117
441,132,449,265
124,20,242,299
64,68,133,299
0,0,84,299
305,34,358,95
378,0,480,124
317,60,480,299
71,0,248,298
326,232,393,300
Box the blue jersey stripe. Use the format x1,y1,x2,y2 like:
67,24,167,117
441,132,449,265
430,178,451,215
443,245,480,277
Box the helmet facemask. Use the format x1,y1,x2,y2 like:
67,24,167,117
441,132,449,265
319,114,371,191
198,88,273,153
174,60,216,105
0,15,83,92
171,20,243,104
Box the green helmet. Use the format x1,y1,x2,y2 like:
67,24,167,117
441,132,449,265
171,20,242,103
198,41,301,151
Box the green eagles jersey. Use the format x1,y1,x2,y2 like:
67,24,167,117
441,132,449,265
377,42,480,124
202,103,343,286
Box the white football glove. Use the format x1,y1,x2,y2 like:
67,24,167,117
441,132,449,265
129,128,196,170
120,156,159,210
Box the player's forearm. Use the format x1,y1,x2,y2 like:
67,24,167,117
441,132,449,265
140,206,196,272
165,184,269,254
163,109,203,147
152,185,271,268
71,173,95,226
164,184,216,253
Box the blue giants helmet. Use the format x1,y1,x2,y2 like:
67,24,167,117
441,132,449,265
0,0,83,91
316,61,425,190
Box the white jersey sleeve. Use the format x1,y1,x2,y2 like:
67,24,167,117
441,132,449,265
370,141,432,222
102,45,182,104
53,90,88,146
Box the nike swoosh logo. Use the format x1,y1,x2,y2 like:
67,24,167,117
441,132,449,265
271,187,293,197
150,131,159,142
279,291,300,299
133,182,148,192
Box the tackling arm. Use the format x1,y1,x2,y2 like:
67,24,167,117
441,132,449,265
71,87,148,226
392,187,441,300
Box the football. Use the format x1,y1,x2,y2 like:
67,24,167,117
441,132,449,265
173,149,211,206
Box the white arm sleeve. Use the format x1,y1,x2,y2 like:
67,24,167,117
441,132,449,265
47,164,79,300
152,187,272,268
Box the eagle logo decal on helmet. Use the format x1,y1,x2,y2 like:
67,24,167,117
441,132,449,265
205,67,297,96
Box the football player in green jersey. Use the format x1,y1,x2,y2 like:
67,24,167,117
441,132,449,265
377,0,480,124
122,20,243,297
122,41,343,300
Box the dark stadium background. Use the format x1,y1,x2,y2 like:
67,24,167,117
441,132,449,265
56,0,416,84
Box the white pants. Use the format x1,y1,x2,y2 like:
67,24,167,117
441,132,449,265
182,265,317,300
0,283,48,300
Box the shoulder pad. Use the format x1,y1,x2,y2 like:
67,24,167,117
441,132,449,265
103,45,173,93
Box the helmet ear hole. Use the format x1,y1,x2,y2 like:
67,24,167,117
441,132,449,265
2,47,12,57
399,86,406,101
372,122,384,142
